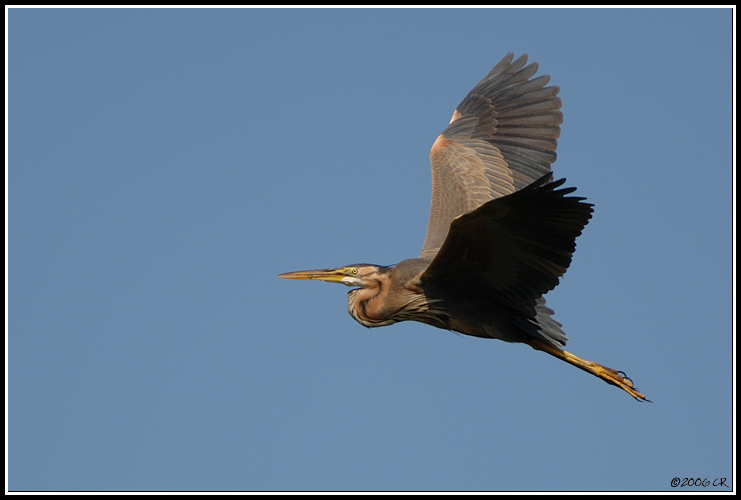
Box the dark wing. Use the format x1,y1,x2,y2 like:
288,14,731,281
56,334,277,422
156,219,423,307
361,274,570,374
420,53,562,260
417,175,593,318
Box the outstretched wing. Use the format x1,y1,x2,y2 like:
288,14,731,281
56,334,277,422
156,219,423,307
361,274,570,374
420,53,563,260
418,175,593,318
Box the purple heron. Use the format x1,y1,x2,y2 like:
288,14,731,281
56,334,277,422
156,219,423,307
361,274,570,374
279,53,648,401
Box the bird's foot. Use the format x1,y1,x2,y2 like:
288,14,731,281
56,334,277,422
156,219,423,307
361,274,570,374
593,365,650,402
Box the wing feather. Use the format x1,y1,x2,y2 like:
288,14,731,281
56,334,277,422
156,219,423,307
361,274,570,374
420,53,563,260
418,175,593,318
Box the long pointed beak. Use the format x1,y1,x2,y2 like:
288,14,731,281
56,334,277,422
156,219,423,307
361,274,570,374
277,268,348,283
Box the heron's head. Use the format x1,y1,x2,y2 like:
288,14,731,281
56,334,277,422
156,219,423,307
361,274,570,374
278,264,391,289
278,264,403,327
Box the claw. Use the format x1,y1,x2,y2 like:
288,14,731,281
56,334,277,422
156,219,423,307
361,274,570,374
617,371,633,386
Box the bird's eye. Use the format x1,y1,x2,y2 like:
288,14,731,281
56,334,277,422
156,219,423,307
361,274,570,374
351,267,358,275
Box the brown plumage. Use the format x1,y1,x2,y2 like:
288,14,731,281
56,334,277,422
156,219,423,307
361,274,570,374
279,54,648,401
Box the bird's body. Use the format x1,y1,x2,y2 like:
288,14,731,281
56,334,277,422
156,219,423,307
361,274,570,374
279,54,648,401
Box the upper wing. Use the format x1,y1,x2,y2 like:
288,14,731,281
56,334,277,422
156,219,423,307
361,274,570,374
420,53,563,260
417,175,593,316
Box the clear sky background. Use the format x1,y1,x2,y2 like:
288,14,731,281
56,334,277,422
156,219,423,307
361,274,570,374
8,7,733,493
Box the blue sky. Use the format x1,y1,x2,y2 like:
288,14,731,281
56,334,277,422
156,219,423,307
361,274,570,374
8,7,733,492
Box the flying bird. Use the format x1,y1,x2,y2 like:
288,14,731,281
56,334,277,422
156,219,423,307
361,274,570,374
279,53,648,401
